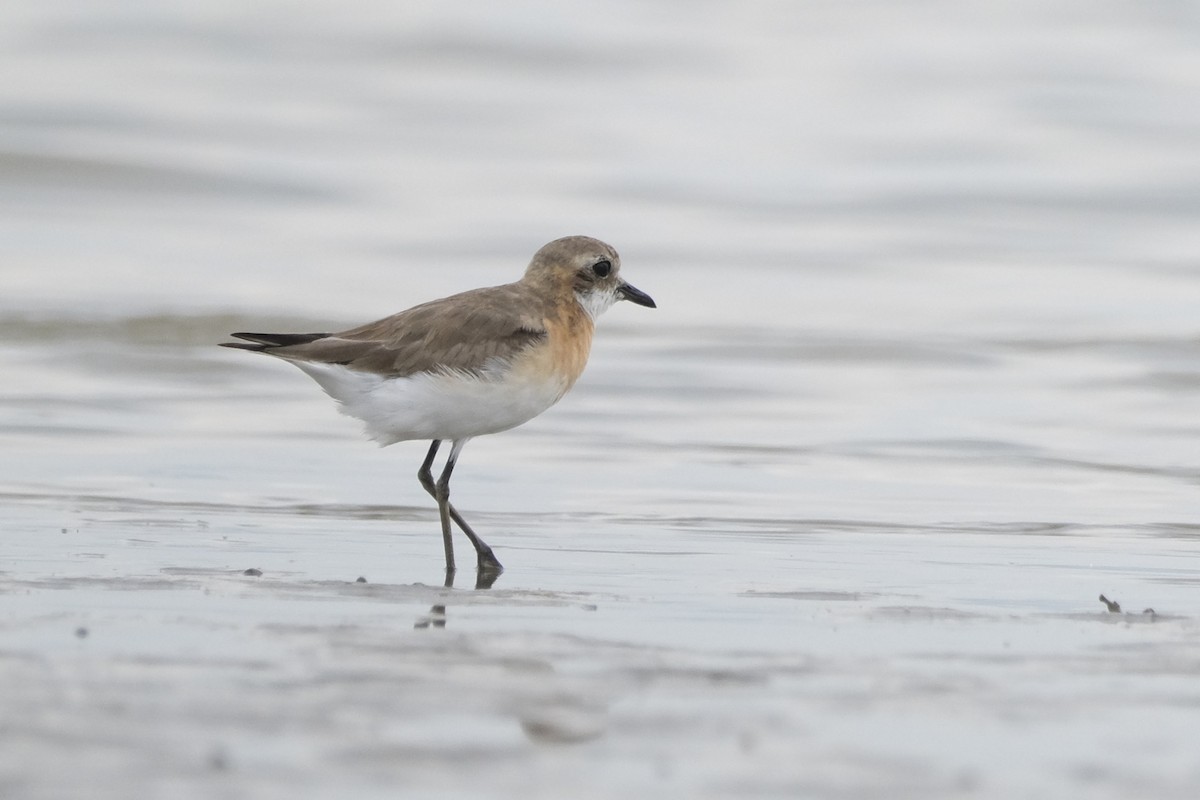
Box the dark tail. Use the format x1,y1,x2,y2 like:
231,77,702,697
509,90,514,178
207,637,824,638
220,331,331,352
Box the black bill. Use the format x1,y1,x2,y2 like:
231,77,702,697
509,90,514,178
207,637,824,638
617,281,656,308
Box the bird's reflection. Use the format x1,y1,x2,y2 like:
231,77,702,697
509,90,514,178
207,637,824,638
413,566,500,629
413,603,446,629
473,566,502,591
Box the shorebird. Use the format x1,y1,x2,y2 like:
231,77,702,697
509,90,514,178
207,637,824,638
222,236,655,577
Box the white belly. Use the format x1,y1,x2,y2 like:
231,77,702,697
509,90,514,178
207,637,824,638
291,361,569,445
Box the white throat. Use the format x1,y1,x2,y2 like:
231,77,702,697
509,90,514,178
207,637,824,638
575,286,618,320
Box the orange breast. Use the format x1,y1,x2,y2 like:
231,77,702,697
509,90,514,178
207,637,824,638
504,301,589,394
545,307,594,392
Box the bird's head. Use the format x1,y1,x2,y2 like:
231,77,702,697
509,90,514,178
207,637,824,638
524,235,656,319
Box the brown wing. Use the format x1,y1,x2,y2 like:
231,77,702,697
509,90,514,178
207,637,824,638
257,283,550,378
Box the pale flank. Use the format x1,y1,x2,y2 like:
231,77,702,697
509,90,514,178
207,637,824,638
289,357,572,445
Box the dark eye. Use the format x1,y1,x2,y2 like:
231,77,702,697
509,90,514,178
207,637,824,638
592,259,612,278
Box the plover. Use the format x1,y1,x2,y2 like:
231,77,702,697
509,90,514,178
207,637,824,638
222,235,655,576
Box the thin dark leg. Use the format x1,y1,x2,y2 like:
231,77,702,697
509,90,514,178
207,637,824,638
418,440,455,575
423,439,503,575
417,439,504,574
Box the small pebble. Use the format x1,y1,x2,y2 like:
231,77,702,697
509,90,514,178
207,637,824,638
243,568,263,577
356,576,367,583
75,627,89,639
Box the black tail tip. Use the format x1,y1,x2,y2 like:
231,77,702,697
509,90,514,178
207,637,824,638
221,331,331,350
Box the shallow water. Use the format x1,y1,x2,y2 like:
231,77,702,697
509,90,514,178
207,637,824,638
3,2,1200,799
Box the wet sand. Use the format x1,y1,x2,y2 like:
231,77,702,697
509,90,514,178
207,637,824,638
6,504,1200,800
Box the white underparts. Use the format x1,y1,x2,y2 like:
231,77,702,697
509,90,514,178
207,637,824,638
289,358,569,445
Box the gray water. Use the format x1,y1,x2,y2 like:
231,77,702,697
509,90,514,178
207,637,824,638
3,2,1200,798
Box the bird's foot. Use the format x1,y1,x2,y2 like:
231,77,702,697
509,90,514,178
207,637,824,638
475,548,503,590
473,541,503,572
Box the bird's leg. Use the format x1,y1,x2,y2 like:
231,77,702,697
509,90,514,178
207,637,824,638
418,440,504,575
418,440,455,575
434,439,504,575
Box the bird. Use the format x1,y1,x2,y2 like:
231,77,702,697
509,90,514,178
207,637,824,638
221,235,655,578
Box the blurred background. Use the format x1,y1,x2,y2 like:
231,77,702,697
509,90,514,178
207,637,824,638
3,3,1200,797
3,0,1199,521
6,1,1198,320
